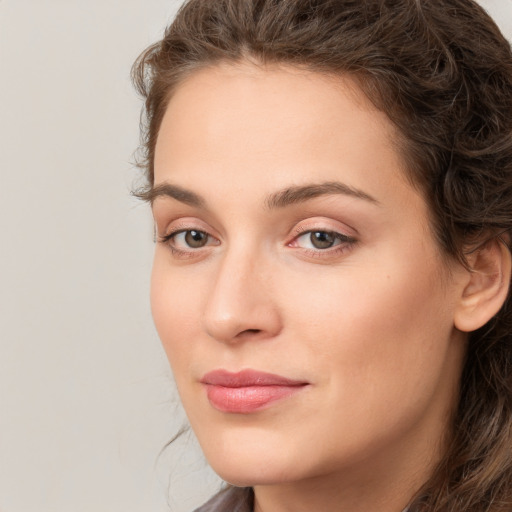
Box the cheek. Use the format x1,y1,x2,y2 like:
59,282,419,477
150,253,203,370
284,250,454,401
270,262,456,467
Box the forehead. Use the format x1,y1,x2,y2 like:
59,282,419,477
153,62,412,208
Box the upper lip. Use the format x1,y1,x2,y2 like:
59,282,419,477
200,369,308,387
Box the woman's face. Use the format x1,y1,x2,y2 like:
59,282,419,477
151,63,467,488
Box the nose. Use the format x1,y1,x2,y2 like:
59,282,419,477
202,247,282,344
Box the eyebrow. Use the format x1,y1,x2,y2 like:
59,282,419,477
265,181,379,209
147,180,379,209
144,183,206,208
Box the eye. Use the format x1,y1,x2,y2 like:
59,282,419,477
294,230,352,250
305,231,337,249
178,230,209,248
160,228,219,252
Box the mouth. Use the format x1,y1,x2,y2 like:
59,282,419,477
200,369,309,414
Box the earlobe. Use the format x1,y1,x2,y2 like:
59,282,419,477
454,237,512,333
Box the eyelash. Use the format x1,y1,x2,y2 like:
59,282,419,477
158,227,357,260
158,229,218,258
288,228,357,258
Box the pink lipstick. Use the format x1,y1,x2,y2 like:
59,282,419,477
200,369,308,414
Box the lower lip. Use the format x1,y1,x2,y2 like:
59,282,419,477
204,384,307,413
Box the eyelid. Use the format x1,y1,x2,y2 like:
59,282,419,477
286,218,358,259
156,216,218,239
289,217,357,239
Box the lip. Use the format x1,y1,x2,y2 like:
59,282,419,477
200,369,309,414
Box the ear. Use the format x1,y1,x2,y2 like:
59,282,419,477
454,237,511,333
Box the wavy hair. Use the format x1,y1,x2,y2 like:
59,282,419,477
132,1,512,510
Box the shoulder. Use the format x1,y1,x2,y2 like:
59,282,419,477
193,487,253,512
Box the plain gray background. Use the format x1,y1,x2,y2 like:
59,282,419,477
0,1,511,511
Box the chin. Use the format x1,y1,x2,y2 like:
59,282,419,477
209,458,299,488
195,425,310,486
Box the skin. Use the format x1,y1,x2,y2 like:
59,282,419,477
150,63,471,512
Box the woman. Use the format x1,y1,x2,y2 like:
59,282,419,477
132,0,512,511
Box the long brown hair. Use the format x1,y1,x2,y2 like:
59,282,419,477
132,1,512,510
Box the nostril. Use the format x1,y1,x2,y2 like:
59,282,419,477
237,328,262,336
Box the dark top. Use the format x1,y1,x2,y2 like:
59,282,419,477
194,487,254,512
194,486,412,512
